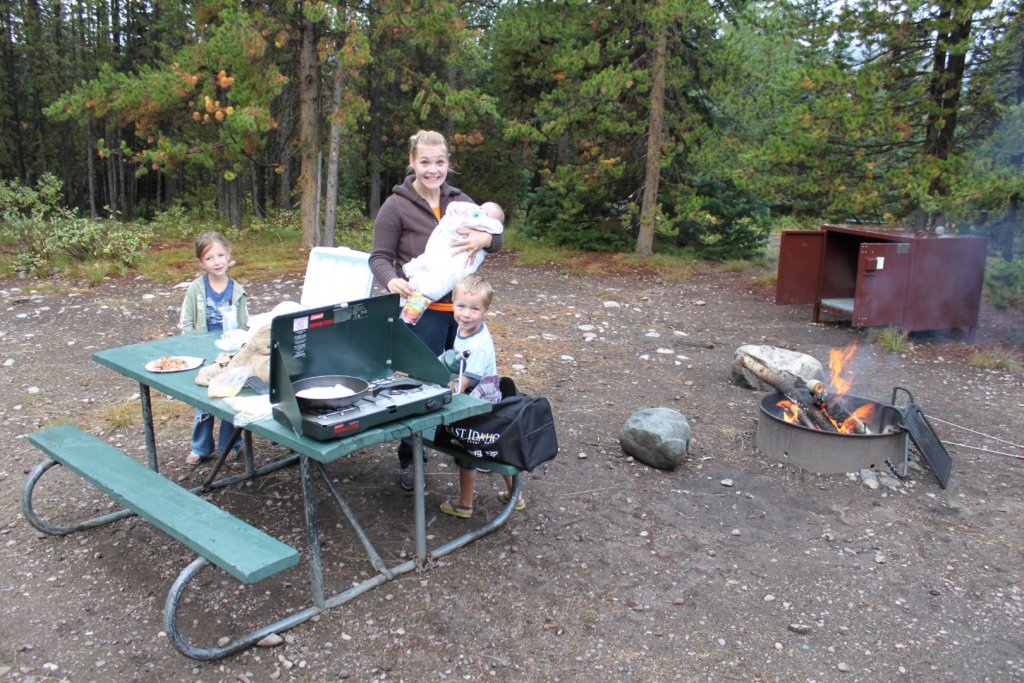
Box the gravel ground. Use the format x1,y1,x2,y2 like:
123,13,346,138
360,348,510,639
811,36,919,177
1,250,1022,682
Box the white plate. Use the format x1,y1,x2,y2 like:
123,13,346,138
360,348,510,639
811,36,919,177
144,356,204,373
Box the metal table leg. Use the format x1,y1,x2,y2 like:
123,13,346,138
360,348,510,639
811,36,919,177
301,455,326,609
314,461,392,578
412,431,427,566
139,382,158,471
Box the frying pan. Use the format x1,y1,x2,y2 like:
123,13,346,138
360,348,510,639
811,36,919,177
292,374,423,411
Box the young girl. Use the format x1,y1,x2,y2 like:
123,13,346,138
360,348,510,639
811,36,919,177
179,231,249,464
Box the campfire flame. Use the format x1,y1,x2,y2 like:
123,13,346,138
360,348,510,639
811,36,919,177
828,342,858,395
842,402,874,432
773,342,876,435
823,342,873,434
777,399,798,424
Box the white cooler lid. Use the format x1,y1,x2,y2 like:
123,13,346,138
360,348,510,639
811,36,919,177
300,246,375,307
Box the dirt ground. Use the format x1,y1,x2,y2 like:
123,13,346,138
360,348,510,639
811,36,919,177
1,250,1023,683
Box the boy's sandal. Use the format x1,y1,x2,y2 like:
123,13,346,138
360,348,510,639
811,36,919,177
498,492,526,511
185,453,208,465
440,500,473,519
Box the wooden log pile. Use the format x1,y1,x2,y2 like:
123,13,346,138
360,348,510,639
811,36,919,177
737,352,871,434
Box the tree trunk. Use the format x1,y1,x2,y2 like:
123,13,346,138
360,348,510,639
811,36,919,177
315,149,323,243
1,2,28,181
557,132,570,167
298,15,321,248
368,66,382,218
105,123,118,215
217,174,226,219
323,64,344,247
636,19,667,257
250,159,264,219
125,151,135,218
445,61,457,141
274,77,296,211
1000,194,1017,262
923,0,975,213
85,122,97,217
167,167,180,206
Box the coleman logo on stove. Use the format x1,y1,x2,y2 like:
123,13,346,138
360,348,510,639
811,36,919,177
308,311,334,329
333,421,361,434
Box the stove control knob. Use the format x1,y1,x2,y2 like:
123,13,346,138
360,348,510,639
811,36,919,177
442,393,452,405
425,398,437,409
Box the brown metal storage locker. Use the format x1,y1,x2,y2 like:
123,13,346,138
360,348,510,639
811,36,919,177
775,224,988,333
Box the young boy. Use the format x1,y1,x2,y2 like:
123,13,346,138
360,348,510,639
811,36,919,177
439,274,525,519
178,231,248,464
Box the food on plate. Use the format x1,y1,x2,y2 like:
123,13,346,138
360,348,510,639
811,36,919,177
150,356,192,371
295,384,356,400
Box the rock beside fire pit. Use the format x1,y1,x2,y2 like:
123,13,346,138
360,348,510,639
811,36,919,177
618,408,691,470
731,344,825,391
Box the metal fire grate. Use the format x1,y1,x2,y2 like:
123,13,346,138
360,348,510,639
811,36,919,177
890,386,951,488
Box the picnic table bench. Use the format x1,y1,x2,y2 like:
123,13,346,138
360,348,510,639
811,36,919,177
25,425,302,659
27,425,300,583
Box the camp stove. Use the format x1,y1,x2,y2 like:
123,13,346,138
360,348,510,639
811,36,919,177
269,294,454,441
273,374,451,441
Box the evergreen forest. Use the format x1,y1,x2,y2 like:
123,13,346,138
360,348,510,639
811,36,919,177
1,0,1022,270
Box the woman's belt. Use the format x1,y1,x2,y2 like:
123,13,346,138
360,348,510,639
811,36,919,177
427,301,454,312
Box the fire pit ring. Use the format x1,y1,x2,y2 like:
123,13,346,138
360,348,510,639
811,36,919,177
755,392,907,474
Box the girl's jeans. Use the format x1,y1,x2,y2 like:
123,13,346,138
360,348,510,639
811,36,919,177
190,408,240,458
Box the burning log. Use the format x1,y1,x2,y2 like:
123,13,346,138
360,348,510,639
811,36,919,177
802,378,871,435
736,353,839,432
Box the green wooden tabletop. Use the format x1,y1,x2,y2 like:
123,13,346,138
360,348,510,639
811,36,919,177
92,333,492,464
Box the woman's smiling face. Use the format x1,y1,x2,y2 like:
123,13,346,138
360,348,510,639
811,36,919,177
409,144,448,191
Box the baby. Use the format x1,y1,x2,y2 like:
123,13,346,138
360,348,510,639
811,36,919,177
403,201,505,302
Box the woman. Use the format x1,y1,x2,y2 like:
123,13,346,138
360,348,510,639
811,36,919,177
370,130,503,490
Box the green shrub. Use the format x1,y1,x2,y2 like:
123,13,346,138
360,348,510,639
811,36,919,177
149,204,198,239
1,215,51,268
967,349,1020,373
247,210,301,242
869,326,910,353
984,258,1024,312
0,173,66,221
660,176,772,260
47,217,152,266
0,176,153,275
768,215,822,233
521,169,633,252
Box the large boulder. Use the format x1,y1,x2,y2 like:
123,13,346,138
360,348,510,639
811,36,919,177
732,344,825,390
618,408,691,470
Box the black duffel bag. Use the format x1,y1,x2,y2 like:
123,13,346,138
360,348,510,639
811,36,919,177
433,382,558,471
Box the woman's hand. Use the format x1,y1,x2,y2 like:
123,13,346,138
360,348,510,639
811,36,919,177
387,277,415,298
452,228,494,264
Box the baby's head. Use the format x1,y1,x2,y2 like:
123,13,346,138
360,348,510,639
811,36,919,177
480,202,505,225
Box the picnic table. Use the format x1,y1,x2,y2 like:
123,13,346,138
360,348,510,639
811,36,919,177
21,332,520,660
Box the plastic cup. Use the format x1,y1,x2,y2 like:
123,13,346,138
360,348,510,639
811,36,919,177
400,293,431,325
220,305,238,333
